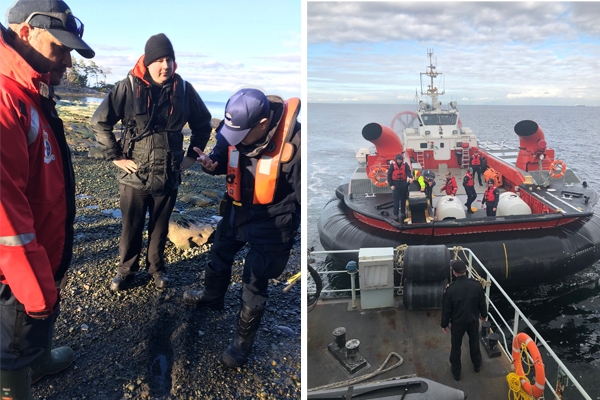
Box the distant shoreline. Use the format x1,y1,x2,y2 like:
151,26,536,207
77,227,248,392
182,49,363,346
55,88,106,98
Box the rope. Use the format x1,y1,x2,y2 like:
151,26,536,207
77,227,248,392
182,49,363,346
451,246,491,288
506,343,535,400
307,352,410,392
506,373,534,400
395,245,409,295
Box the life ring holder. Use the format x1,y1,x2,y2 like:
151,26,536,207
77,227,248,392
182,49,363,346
369,165,389,187
549,160,566,179
511,332,545,399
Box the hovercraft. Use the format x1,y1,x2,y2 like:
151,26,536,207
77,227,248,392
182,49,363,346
318,50,600,285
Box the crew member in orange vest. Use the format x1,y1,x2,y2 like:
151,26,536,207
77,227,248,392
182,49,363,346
183,88,300,369
470,149,483,186
387,153,413,221
463,167,477,214
441,171,458,196
481,179,500,216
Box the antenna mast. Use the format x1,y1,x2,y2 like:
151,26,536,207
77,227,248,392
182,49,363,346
420,49,444,108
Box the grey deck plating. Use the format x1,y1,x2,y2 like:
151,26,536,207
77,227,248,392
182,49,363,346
307,298,513,399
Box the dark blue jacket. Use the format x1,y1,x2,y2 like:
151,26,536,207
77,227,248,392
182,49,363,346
204,96,300,244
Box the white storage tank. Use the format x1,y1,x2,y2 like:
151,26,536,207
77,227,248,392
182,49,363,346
497,192,532,216
435,196,466,220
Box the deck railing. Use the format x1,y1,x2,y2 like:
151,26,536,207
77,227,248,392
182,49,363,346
308,247,592,400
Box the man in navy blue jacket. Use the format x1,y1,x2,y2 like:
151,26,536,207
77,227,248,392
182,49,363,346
183,89,301,368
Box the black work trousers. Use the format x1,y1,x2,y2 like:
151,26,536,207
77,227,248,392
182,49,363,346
0,283,58,370
486,205,497,217
392,181,409,217
465,186,477,211
450,321,481,377
472,165,483,185
210,221,293,309
117,184,177,276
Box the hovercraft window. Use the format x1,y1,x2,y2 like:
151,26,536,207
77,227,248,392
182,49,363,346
420,143,428,149
422,114,458,126
440,142,445,148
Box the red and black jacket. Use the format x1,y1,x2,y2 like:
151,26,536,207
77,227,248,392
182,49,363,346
0,24,74,318
387,160,411,187
463,172,474,187
482,185,499,208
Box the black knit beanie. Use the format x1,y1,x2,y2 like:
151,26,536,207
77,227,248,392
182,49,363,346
144,33,175,67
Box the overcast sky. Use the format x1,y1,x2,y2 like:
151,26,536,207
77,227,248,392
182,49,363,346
2,0,301,103
308,1,600,106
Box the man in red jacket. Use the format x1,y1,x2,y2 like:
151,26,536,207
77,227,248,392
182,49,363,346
440,171,458,196
0,0,94,397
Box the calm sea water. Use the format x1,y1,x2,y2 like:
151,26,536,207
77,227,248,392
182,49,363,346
307,102,600,397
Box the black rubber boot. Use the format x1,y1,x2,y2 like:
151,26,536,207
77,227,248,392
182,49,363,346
182,264,231,310
0,368,35,400
220,303,265,368
30,341,74,384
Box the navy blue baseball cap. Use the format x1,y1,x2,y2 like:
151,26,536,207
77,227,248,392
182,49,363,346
220,88,270,146
6,0,95,58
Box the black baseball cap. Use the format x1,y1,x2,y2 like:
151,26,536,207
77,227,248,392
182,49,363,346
451,260,467,273
6,0,95,58
220,88,270,146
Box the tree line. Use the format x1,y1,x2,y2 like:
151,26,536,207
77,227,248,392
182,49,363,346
63,56,114,92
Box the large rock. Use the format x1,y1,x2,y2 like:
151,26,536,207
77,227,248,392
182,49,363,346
201,190,221,200
88,146,104,159
180,194,212,207
168,213,215,249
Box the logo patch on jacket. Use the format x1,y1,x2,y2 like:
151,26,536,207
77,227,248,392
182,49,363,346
43,130,55,164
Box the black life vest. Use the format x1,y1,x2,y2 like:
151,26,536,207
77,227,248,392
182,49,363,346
392,161,407,180
485,186,497,202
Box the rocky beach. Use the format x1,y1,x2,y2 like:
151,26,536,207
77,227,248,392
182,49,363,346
30,99,301,400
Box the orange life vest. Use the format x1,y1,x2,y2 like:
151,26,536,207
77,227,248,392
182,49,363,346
226,97,300,205
485,185,497,202
392,161,407,180
471,154,481,165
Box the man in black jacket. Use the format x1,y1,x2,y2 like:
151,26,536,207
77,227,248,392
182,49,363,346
387,153,413,221
441,260,487,381
91,33,212,291
481,179,500,217
463,167,477,214
182,88,301,368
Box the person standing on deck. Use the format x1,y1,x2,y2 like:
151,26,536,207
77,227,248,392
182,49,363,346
481,179,500,217
91,33,213,291
387,153,413,221
441,260,487,381
470,149,483,186
1,0,94,396
440,171,458,196
463,167,477,214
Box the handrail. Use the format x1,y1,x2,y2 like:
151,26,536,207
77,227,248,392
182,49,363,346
307,247,592,400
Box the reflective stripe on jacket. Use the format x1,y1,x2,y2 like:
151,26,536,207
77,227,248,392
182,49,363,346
0,24,74,317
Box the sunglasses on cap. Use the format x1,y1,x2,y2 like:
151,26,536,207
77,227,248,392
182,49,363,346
25,11,84,38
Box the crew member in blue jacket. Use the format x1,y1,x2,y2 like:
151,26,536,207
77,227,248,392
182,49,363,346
183,88,301,368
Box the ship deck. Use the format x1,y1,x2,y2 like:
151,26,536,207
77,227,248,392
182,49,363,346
307,297,513,399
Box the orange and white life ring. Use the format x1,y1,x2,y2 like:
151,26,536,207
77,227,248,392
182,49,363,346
369,166,389,187
511,333,545,399
549,160,566,179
